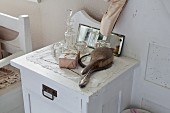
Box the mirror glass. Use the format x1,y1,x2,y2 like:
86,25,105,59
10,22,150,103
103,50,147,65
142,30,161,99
77,24,125,56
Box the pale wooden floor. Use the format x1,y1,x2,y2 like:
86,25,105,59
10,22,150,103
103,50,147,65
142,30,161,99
0,82,24,113
7,105,24,113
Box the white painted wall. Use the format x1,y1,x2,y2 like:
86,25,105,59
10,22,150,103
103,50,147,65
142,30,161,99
1,0,170,112
113,0,170,112
0,0,108,50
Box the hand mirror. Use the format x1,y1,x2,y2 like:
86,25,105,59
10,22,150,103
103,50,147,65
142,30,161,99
77,24,125,56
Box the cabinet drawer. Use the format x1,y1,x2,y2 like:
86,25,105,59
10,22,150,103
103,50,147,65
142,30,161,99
21,68,82,113
28,91,73,113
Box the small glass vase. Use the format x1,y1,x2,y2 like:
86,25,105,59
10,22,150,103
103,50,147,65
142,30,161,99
64,29,76,50
75,41,87,54
51,41,64,63
64,9,76,50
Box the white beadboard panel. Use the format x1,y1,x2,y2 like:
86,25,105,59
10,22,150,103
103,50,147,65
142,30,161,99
145,43,170,89
102,95,119,113
141,98,170,113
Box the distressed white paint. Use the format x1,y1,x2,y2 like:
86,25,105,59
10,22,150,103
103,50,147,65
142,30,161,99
11,11,138,113
71,10,100,34
145,43,170,89
112,0,170,112
0,12,32,113
0,14,32,53
11,47,138,113
1,0,170,112
0,13,32,67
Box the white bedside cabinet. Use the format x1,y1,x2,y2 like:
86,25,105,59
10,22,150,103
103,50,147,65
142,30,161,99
11,46,138,113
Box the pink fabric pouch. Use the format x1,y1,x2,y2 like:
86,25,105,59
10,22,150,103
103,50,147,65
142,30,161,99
59,52,80,69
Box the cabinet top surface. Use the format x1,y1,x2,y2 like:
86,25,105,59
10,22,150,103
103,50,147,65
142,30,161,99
11,45,138,97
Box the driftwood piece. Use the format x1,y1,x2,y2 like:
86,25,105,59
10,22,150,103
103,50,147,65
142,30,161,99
100,0,127,36
79,47,114,88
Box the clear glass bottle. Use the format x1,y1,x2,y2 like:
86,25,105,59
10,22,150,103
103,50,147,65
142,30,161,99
64,9,76,50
